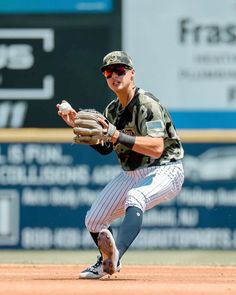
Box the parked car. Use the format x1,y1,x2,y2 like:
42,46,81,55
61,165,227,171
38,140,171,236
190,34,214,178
183,146,236,182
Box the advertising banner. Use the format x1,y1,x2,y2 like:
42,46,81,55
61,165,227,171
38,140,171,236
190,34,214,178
0,0,113,14
123,0,236,128
0,141,236,249
0,0,121,128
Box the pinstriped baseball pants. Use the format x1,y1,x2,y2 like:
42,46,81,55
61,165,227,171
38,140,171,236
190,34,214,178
85,160,184,233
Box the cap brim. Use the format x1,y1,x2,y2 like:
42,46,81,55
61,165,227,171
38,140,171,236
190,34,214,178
100,63,133,72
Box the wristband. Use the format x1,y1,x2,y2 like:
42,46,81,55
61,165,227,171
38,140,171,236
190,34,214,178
117,132,135,149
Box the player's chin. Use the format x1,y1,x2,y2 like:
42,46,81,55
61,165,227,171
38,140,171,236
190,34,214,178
111,83,123,91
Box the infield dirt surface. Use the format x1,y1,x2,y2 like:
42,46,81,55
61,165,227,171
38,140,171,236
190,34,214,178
0,264,235,295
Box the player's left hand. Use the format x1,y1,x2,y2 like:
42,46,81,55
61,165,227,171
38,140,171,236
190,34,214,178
73,109,116,145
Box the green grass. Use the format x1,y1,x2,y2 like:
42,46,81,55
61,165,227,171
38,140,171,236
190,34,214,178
0,250,236,266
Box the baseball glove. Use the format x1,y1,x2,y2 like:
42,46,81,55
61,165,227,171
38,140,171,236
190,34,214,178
73,109,116,145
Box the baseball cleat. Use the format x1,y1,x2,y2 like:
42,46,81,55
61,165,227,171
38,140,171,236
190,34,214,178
79,256,105,279
98,229,120,275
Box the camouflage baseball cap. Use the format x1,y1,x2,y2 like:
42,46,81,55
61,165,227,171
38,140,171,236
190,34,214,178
101,51,134,71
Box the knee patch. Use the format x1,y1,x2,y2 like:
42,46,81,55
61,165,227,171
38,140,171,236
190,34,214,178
85,211,108,233
125,189,146,212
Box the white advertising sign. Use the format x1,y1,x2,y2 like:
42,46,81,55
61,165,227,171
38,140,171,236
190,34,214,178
123,0,236,111
0,190,19,245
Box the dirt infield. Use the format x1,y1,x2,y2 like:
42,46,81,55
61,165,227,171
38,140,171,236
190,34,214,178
0,264,235,295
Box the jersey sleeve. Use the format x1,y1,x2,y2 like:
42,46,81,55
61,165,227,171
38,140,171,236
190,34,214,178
138,100,165,138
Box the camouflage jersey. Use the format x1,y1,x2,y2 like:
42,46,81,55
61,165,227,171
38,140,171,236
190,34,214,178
103,88,184,171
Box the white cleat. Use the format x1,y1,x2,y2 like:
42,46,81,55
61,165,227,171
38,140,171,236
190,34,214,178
79,256,105,279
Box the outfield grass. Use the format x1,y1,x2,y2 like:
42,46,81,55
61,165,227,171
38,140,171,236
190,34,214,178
0,250,236,266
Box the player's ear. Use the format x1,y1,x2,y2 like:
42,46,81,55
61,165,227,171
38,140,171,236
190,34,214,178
130,68,135,80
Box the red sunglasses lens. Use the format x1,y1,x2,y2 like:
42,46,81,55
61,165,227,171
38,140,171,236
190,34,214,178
103,66,127,79
103,69,113,78
115,68,126,76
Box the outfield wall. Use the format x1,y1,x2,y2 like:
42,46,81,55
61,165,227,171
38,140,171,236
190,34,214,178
0,129,236,249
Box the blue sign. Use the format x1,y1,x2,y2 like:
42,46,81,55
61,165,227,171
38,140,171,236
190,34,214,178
0,0,113,14
0,142,236,249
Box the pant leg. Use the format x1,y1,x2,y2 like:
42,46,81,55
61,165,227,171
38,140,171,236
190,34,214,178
85,171,137,232
125,161,184,212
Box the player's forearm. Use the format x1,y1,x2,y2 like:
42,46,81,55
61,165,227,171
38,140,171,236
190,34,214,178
132,136,164,158
112,131,164,158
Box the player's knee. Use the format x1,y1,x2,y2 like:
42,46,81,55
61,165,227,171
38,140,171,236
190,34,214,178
125,190,146,212
85,211,103,232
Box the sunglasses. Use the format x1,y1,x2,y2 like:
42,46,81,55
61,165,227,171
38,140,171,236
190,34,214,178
102,65,130,79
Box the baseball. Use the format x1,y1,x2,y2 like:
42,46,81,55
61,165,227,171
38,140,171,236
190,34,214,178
57,101,72,115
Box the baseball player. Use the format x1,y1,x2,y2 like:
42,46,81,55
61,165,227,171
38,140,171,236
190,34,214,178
57,51,184,279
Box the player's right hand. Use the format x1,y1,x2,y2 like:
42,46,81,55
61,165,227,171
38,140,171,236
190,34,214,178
56,101,77,128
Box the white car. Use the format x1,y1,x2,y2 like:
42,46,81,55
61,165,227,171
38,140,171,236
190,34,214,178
183,146,236,182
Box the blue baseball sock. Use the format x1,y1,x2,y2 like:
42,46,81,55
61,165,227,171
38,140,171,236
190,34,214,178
116,206,143,259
